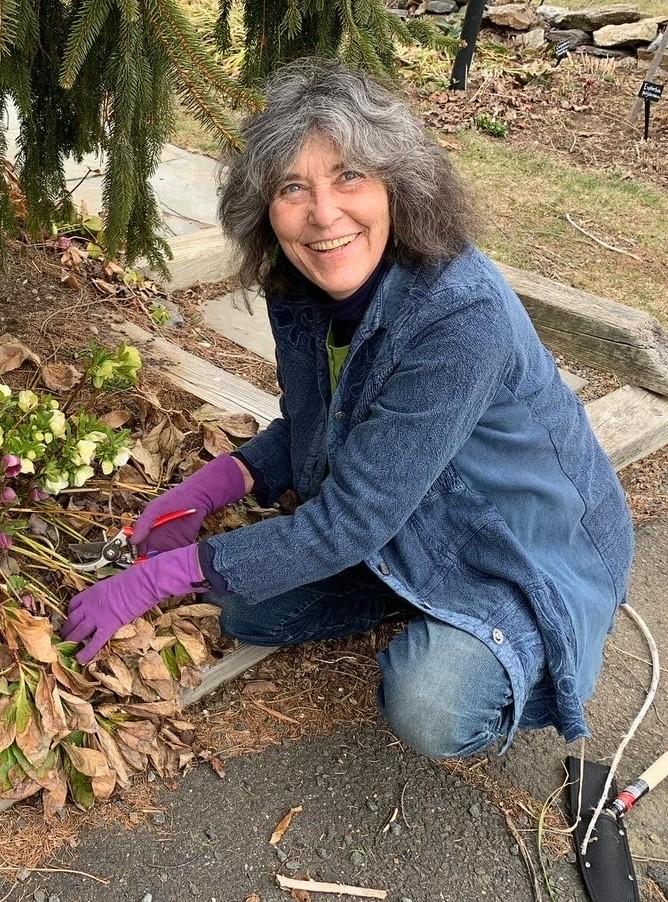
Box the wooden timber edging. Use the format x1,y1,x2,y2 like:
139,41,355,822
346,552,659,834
141,226,668,398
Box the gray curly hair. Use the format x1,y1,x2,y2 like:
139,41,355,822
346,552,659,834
218,59,478,296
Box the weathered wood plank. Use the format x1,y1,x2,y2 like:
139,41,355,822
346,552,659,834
139,227,237,291
151,228,668,396
586,384,668,471
181,644,278,706
499,263,668,397
111,320,280,428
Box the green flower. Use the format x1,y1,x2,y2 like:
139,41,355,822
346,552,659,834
101,459,114,476
20,458,35,474
75,439,97,465
113,448,131,467
18,390,39,412
48,410,67,438
44,470,69,494
73,465,95,487
0,384,11,399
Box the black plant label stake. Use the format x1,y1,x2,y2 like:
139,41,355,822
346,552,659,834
638,80,664,140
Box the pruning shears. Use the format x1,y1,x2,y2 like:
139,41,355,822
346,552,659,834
68,508,196,572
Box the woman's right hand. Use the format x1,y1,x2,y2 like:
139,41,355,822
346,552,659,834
131,454,249,555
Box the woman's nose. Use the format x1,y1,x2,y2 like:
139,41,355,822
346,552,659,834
307,186,342,229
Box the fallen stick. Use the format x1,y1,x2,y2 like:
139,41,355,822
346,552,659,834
276,873,388,899
564,214,641,261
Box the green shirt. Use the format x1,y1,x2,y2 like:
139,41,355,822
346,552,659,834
326,321,351,392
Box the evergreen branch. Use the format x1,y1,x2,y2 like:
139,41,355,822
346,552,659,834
60,0,113,89
279,0,302,40
147,0,262,109
115,0,139,23
15,0,38,54
0,0,19,56
403,15,460,53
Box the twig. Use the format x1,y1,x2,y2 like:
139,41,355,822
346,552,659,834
0,865,110,885
399,778,412,829
251,699,300,725
503,809,543,902
564,214,641,261
275,873,387,898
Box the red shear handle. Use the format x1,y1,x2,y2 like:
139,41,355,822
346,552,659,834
131,508,197,564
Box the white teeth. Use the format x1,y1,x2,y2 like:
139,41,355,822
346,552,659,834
308,234,359,251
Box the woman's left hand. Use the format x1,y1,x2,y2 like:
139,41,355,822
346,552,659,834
62,544,208,665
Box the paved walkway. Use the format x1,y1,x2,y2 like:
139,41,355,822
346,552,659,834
3,101,218,238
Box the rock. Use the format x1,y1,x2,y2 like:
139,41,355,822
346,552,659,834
469,802,482,819
152,811,166,825
16,869,31,883
32,891,47,902
366,799,379,812
546,28,589,48
285,860,301,871
141,895,153,902
514,26,546,48
485,4,538,30
48,896,60,902
275,847,288,863
424,0,458,12
188,880,200,896
317,847,333,859
542,5,643,30
389,821,402,836
536,5,570,26
350,850,366,866
204,826,217,840
594,19,658,47
432,11,466,30
578,44,628,57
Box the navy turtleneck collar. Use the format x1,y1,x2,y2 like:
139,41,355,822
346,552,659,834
286,253,391,321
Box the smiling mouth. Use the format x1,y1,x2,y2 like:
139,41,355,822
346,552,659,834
306,232,362,253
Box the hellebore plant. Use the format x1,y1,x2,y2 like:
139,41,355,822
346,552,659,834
0,386,132,496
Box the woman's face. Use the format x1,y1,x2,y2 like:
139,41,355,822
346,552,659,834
268,135,391,299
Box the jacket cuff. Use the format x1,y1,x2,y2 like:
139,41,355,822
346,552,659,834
230,450,271,507
197,540,229,597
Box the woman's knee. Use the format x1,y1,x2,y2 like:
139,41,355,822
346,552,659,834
377,626,513,758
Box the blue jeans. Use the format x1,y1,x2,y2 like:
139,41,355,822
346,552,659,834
217,564,546,759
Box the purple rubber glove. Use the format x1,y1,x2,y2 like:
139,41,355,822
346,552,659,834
132,454,247,555
62,544,208,664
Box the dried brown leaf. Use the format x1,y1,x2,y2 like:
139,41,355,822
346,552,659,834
270,806,303,845
91,278,117,296
51,660,98,700
91,768,116,799
63,743,110,778
171,603,222,621
290,890,312,902
241,680,279,697
60,270,81,290
110,617,154,656
202,424,235,457
138,650,175,701
35,671,68,740
209,755,225,780
0,333,41,374
59,690,97,733
42,764,68,821
116,719,158,755
10,608,57,662
1,768,41,801
122,700,181,721
172,621,208,666
98,409,131,428
15,713,52,766
178,665,202,689
217,412,259,439
40,362,83,392
94,729,132,786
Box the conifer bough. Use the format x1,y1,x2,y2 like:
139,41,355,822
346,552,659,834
0,0,452,275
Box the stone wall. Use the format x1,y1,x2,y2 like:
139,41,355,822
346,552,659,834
387,2,667,63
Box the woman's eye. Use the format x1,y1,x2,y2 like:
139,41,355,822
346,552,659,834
280,183,303,197
340,170,364,183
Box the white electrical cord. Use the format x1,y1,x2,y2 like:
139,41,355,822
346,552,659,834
580,602,661,856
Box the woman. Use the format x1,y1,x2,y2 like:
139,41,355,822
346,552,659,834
64,60,634,759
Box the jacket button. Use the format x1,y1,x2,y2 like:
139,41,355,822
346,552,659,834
335,410,346,420
379,561,390,576
492,628,504,645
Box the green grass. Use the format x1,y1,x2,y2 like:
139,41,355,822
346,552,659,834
454,131,668,323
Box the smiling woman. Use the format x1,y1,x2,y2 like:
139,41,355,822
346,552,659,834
64,60,634,765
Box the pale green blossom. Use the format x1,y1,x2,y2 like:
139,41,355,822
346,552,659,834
45,471,69,494
75,439,97,465
20,458,35,474
84,431,107,443
73,465,95,487
101,459,114,476
48,410,67,438
18,390,39,412
0,384,11,399
113,448,131,468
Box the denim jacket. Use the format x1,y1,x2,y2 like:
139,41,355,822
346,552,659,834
206,246,635,744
